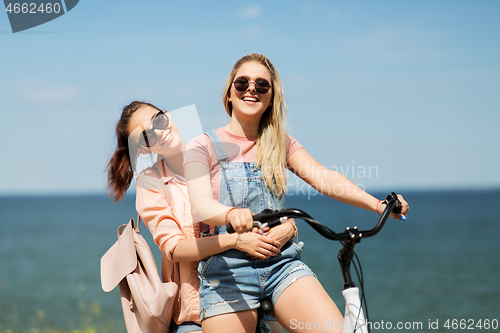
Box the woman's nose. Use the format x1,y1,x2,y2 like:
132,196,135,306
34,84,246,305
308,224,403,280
153,128,164,143
247,81,257,91
154,128,165,137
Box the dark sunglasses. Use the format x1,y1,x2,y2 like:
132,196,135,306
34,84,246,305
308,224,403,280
232,76,271,94
139,110,170,148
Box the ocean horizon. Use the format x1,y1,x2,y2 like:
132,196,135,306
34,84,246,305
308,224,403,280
1,188,499,332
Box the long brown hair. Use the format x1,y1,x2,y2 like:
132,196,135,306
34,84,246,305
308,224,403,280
106,101,161,202
222,54,288,196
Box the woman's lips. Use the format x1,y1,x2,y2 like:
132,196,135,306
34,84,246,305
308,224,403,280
242,95,259,104
158,130,172,146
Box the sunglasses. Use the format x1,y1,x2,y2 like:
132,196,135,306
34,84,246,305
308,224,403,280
139,110,170,148
232,76,271,94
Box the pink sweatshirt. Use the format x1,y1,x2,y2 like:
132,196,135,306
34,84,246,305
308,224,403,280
135,158,200,325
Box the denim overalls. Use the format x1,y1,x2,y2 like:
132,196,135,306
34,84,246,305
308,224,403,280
198,129,314,320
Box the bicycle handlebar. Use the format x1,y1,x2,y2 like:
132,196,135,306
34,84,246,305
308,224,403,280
226,192,403,241
225,210,285,234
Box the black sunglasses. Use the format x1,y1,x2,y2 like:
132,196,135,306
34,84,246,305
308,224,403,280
139,110,170,148
232,76,271,94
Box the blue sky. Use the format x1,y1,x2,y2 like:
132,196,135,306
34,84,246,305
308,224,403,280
1,0,499,195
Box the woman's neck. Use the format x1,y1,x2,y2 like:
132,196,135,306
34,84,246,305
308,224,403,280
161,142,186,177
225,113,260,137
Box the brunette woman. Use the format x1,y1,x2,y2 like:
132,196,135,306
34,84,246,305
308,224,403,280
107,101,292,333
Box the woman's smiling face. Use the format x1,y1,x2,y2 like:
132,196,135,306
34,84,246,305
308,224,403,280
229,61,273,121
127,105,182,156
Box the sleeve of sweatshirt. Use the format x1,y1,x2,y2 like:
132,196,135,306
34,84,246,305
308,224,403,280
135,168,186,261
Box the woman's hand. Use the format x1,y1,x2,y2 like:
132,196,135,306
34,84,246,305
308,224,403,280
226,208,254,233
263,219,296,249
395,194,409,219
378,194,409,220
233,228,281,259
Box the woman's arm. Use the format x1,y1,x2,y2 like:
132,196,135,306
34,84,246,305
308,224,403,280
184,135,263,233
171,231,281,261
288,148,408,218
185,161,297,240
138,167,282,262
263,220,297,249
184,161,256,232
184,161,234,225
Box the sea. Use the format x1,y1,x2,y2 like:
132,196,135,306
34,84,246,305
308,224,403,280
1,189,499,332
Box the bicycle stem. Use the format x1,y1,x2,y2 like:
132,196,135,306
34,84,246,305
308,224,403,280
337,198,399,289
338,227,361,289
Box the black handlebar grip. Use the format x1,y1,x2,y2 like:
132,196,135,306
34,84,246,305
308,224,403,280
226,221,263,234
227,209,277,233
392,201,402,214
226,223,235,234
386,192,402,214
253,209,275,223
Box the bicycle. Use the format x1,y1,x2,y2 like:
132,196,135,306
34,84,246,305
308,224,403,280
227,192,404,333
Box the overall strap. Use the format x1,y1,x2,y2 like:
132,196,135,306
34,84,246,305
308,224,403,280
205,129,229,162
206,130,235,208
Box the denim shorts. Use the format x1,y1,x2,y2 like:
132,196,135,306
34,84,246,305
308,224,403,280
198,240,315,320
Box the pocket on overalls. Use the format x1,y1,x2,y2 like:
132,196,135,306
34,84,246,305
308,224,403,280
227,176,264,211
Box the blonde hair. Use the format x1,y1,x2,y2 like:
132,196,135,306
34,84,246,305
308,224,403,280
222,54,288,196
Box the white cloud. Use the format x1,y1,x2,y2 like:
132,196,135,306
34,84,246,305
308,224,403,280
237,4,262,19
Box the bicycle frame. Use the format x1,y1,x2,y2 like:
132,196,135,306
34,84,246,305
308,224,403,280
343,287,368,333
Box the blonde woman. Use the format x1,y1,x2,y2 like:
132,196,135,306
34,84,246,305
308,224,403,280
184,54,409,333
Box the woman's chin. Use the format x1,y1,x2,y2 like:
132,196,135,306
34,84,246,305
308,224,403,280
157,139,184,157
234,104,268,119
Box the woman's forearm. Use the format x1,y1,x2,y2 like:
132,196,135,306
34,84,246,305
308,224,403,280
171,232,283,261
316,170,379,211
289,148,379,212
264,219,297,248
170,233,237,262
185,161,233,225
190,193,231,225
